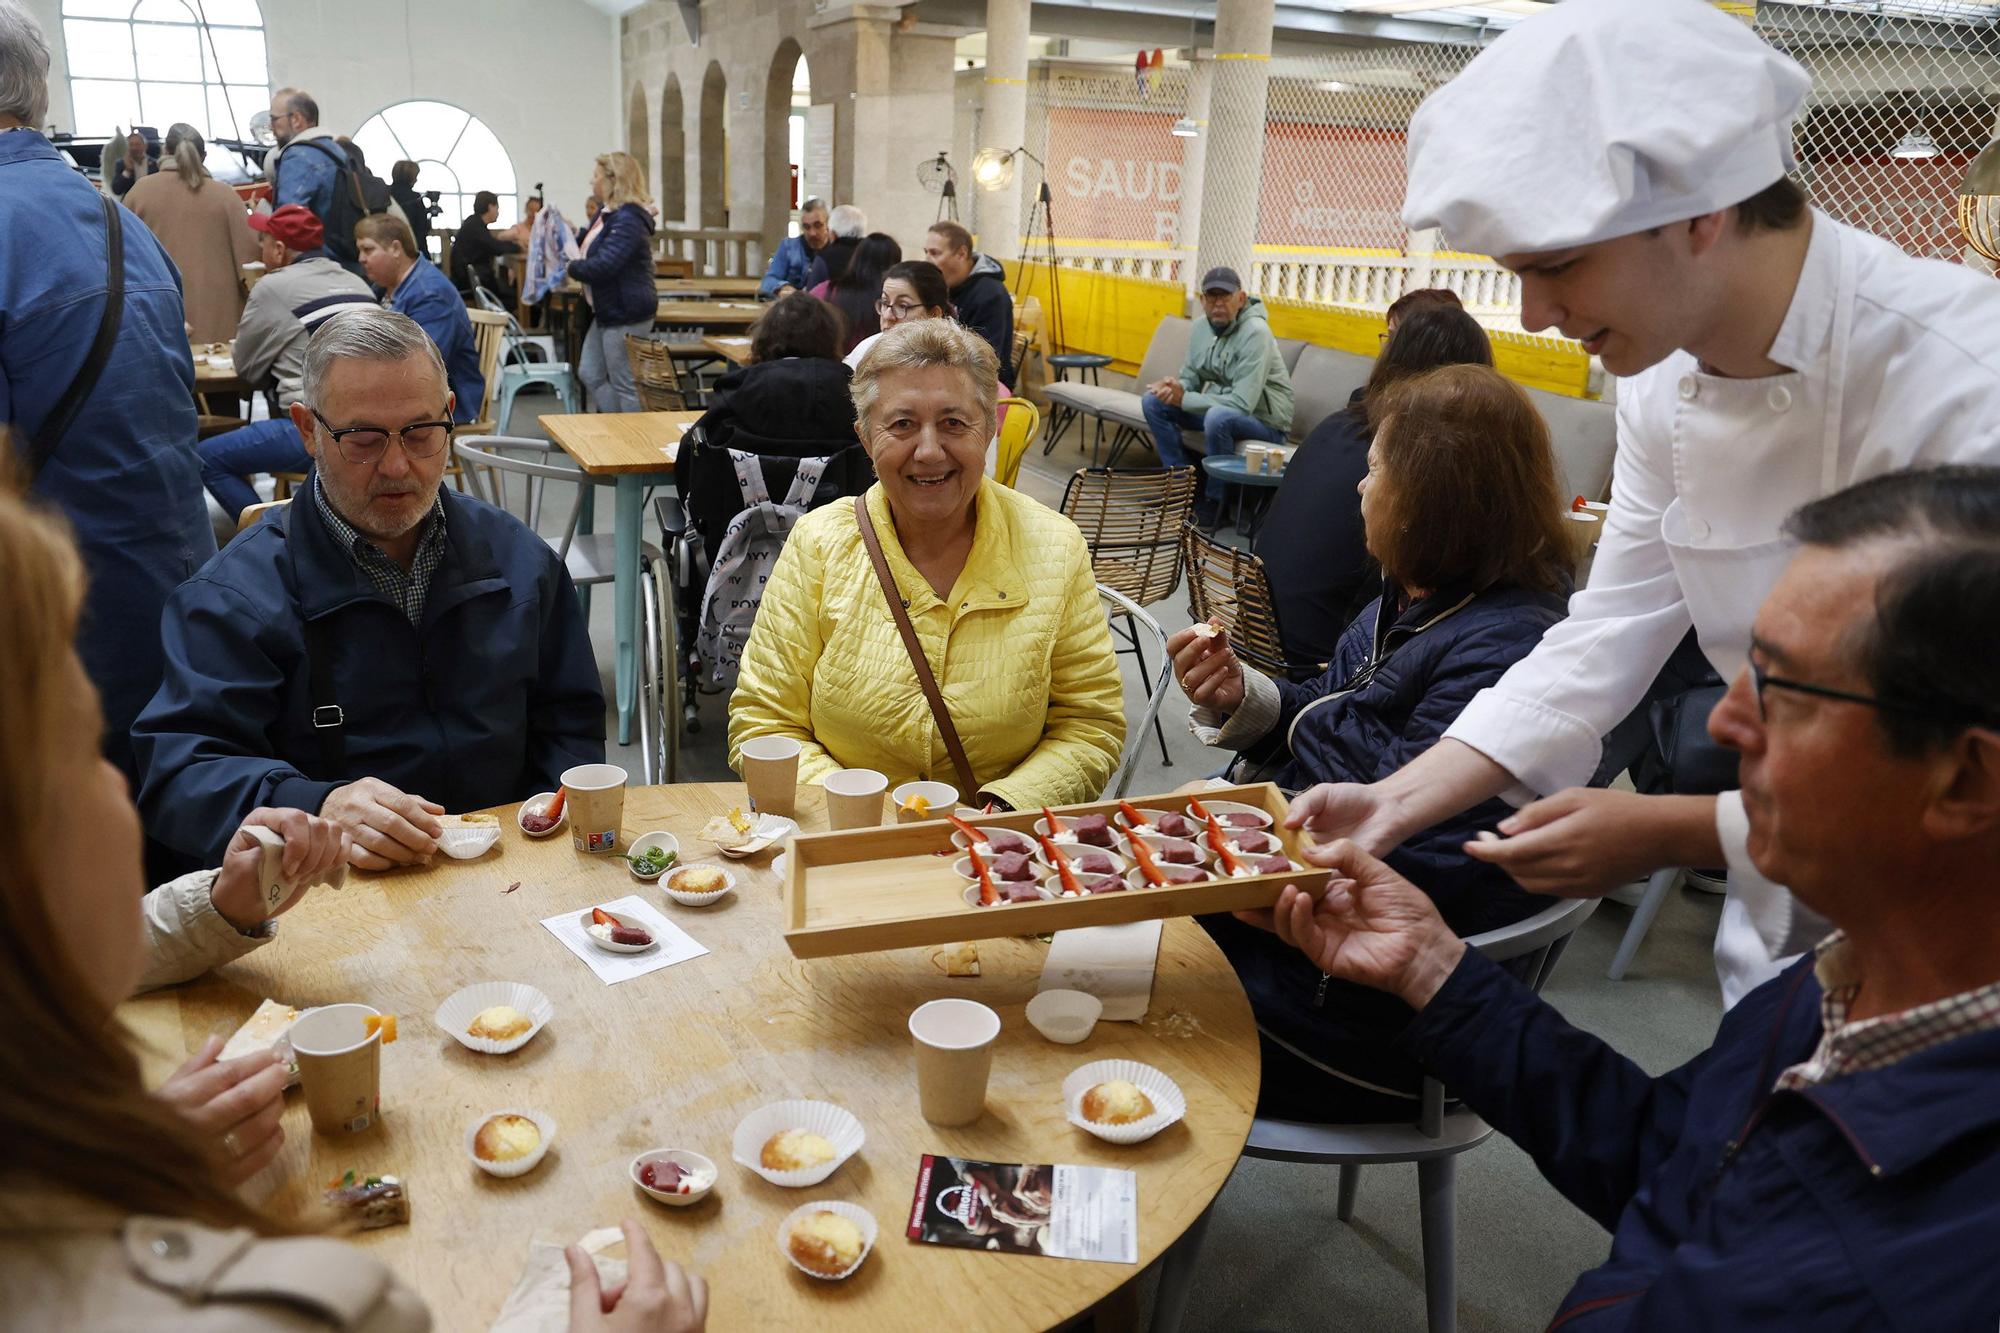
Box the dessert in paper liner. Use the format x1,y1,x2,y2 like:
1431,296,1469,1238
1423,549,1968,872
433,981,555,1055
437,814,501,860
663,862,737,906
464,1106,557,1178
731,1099,865,1187
1062,1059,1187,1145
775,1199,877,1280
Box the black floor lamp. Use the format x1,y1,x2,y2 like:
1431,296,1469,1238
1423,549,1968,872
972,145,1066,358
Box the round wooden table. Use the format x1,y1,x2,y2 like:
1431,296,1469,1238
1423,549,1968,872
120,783,1259,1330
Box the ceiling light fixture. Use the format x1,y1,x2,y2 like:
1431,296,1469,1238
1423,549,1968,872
1891,131,1941,159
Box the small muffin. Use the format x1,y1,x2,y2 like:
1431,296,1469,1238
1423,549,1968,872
473,1113,542,1162
788,1210,864,1276
1081,1079,1155,1125
467,1005,532,1041
761,1128,837,1172
669,866,727,894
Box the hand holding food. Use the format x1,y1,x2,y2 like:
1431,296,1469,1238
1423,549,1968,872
1166,624,1245,712
154,1033,289,1186
566,1218,708,1332
1267,840,1463,1011
210,807,350,929
322,776,445,870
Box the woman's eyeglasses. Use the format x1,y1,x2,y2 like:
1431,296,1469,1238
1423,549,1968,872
310,407,455,464
875,300,925,319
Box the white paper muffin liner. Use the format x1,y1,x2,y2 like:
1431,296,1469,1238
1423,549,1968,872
1063,1060,1187,1144
775,1200,877,1281
435,981,555,1055
1027,989,1102,1044
437,824,501,859
732,1100,865,1187
465,1106,557,1177
663,862,737,906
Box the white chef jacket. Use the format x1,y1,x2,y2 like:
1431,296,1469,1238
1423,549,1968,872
1446,211,2000,1005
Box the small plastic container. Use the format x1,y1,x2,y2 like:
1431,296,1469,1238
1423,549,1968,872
1026,989,1103,1044
629,1148,717,1206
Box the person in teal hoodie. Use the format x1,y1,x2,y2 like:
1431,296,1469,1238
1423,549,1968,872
1142,266,1294,525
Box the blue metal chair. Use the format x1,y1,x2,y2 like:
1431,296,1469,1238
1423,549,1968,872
472,287,581,432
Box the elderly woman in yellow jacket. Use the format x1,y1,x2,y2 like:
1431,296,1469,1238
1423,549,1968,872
729,319,1125,810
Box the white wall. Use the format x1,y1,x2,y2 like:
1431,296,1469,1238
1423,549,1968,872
23,0,621,222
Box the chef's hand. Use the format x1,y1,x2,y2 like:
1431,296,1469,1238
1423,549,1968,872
1466,789,1722,898
155,1035,289,1186
567,1219,707,1332
1166,624,1245,712
210,808,349,929
1265,840,1464,1011
321,777,443,870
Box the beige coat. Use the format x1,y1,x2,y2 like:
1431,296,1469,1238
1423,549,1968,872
0,1185,430,1332
124,171,258,343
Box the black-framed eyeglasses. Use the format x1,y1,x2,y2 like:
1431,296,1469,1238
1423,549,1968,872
1750,658,1994,729
310,407,455,464
875,300,925,318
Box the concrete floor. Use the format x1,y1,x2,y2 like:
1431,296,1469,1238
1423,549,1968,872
223,392,1729,1331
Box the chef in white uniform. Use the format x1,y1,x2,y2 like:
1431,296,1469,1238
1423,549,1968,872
1271,0,2000,1005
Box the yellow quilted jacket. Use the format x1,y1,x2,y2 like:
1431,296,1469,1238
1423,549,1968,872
728,477,1126,809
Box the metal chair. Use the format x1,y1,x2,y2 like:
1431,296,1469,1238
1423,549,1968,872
994,398,1042,488
1060,466,1199,766
472,285,581,431
1150,895,1600,1333
459,309,511,436
1099,585,1169,799
625,333,690,411
1180,522,1326,682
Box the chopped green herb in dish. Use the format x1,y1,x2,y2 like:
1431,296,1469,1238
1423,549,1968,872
624,846,675,875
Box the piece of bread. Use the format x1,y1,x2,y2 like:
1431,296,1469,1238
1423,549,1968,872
933,941,981,976
669,866,727,894
787,1210,864,1276
473,1113,542,1162
1081,1079,1155,1125
219,998,300,1062
467,1005,532,1041
760,1129,837,1172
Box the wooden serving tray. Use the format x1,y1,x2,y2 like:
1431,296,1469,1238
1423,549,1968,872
781,783,1327,959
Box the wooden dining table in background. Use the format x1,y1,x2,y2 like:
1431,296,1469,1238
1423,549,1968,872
540,410,702,745
191,341,251,397
120,783,1259,1330
703,334,755,367
652,299,763,330
658,277,764,300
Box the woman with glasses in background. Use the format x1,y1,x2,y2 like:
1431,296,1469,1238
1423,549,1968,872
843,260,952,370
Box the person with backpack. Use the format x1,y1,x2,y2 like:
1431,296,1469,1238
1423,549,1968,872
266,87,375,277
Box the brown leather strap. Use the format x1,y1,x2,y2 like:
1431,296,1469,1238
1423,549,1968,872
853,494,979,798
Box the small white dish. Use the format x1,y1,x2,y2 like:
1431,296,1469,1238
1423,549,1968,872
630,1148,717,1206
1186,799,1275,832
1027,989,1103,1044
1063,1059,1187,1145
952,854,1048,884
1032,814,1127,852
437,821,501,860
1125,862,1209,890
948,825,1038,855
1112,806,1176,833
772,851,790,879
962,881,1057,908
1034,846,1129,878
891,780,958,822
518,792,567,839
466,1107,557,1178
776,1200,877,1281
624,831,680,881
580,907,658,953
663,862,736,906
717,814,798,858
434,981,554,1055
732,1100,865,1187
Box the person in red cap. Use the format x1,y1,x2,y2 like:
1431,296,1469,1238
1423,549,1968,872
198,204,378,521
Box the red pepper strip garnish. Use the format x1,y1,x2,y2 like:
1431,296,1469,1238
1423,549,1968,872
1128,835,1168,887
947,812,988,844
968,844,1000,907
1205,819,1245,876
1037,834,1085,897
1571,494,1588,512
545,787,568,819
1041,805,1064,835
1186,795,1213,825
1117,800,1147,828
591,906,616,925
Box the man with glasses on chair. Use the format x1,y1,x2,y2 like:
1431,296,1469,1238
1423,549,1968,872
135,308,604,870
1257,466,2000,1326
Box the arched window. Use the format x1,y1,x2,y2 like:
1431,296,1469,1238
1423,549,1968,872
61,0,267,142
352,101,520,228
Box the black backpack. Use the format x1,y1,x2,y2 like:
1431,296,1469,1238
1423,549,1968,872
288,139,381,263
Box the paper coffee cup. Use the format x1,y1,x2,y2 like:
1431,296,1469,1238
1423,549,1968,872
910,998,1000,1126
740,736,801,817
561,763,628,854
290,1003,382,1135
891,780,958,824
824,768,888,831
1561,509,1603,566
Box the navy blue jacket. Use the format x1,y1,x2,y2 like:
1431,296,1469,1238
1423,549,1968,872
387,257,484,424
1204,582,1566,1095
1410,948,2000,1329
1,130,216,786
132,487,605,864
568,203,658,327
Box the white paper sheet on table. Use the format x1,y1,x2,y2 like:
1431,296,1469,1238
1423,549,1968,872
539,894,707,985
1039,920,1162,1022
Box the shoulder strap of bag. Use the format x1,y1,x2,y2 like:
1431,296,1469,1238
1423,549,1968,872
26,192,125,478
852,494,978,798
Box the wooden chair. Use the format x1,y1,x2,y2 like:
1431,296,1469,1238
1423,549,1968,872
194,392,246,440
625,333,689,411
994,398,1041,488
1059,466,1199,765
1180,523,1323,682
459,309,511,435
235,497,290,535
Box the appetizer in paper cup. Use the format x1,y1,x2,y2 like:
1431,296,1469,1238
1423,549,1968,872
732,1100,864,1188
776,1200,876,1280
465,1107,556,1178
1063,1059,1187,1145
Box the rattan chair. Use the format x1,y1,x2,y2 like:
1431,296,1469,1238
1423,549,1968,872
625,333,689,411
1180,523,1325,682
1059,466,1199,765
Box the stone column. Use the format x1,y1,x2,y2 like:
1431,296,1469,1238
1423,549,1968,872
1176,53,1213,290
812,5,957,249
1193,0,1275,291
979,0,1031,258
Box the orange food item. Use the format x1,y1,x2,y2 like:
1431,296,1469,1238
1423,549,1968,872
1128,836,1168,887
546,788,568,819
946,813,987,843
1204,820,1245,876
1117,800,1146,827
1041,805,1064,834
363,1014,397,1044
1037,834,1083,897
591,907,616,926
967,845,999,907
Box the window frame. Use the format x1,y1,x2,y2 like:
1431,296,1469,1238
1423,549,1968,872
62,0,268,144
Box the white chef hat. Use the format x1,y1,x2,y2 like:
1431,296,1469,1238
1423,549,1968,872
1402,0,1811,259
